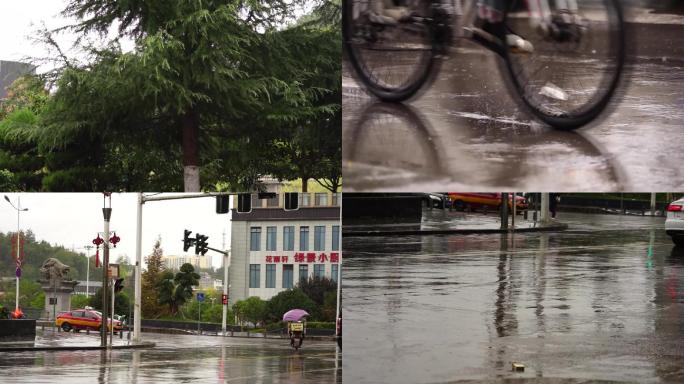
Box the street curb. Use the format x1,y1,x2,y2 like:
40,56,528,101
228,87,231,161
343,223,568,237
142,329,336,342
0,341,156,352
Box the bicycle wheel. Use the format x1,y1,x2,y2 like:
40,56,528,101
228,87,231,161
500,0,625,129
343,0,442,101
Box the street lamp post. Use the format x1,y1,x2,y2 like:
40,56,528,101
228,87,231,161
84,245,94,297
4,195,28,313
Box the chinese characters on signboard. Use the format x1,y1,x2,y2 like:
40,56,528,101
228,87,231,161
265,252,339,264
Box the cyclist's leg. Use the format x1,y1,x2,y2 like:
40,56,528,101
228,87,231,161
369,0,413,25
473,0,534,53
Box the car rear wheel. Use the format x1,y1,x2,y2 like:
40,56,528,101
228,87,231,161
61,322,72,332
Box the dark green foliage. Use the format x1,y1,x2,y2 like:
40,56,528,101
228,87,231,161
232,296,268,326
297,276,338,321
297,276,337,307
89,288,131,316
0,0,341,191
157,263,200,314
264,288,316,323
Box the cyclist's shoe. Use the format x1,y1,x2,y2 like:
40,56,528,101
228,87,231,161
470,20,534,55
506,34,534,54
536,12,585,43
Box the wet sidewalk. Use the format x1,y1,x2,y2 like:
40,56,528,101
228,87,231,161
344,209,568,236
0,328,154,351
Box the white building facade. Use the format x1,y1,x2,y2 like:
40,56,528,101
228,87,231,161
164,254,213,271
229,192,341,304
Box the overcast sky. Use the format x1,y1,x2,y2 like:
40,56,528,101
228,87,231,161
0,0,310,73
0,0,96,71
0,193,231,269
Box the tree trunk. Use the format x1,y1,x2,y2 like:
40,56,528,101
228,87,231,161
302,177,309,193
182,108,200,192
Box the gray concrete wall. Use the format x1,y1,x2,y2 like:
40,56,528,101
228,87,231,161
0,319,36,341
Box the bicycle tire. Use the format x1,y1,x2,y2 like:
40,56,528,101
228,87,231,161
499,0,625,130
343,0,442,101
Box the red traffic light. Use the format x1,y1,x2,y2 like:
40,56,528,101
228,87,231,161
221,294,228,305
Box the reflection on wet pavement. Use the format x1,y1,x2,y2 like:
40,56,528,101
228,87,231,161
0,333,341,383
343,212,684,383
343,21,684,191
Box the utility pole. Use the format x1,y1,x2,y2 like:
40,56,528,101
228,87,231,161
222,250,230,336
540,193,550,224
650,193,657,216
4,195,28,313
101,194,112,348
84,245,94,297
500,193,509,230
134,193,143,342
511,193,516,229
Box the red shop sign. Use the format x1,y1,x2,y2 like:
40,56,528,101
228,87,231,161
266,252,339,263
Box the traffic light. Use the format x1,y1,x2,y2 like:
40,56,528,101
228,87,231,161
183,230,194,252
114,278,124,293
195,233,209,256
216,195,229,214
221,294,228,305
284,192,299,210
237,193,251,213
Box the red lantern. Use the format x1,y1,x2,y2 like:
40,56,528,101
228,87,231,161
92,235,104,268
110,232,120,248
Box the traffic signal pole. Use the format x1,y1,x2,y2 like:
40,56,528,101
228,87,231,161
134,192,233,342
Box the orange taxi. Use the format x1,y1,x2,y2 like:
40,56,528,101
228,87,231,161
55,308,122,332
448,193,527,212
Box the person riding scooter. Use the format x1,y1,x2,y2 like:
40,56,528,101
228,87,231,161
288,320,305,349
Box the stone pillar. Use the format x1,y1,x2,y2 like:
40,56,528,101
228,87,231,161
40,279,79,320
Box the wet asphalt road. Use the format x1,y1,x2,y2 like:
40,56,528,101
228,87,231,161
343,212,684,383
0,333,341,383
343,10,684,191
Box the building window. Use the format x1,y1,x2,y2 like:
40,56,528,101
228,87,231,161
283,265,293,289
300,226,309,251
300,193,310,207
266,264,276,288
249,264,260,288
332,225,340,251
332,193,339,206
331,264,339,283
315,193,328,206
266,194,279,207
314,226,326,251
299,264,308,283
283,226,294,251
266,226,277,251
251,194,260,209
250,227,261,251
314,264,325,279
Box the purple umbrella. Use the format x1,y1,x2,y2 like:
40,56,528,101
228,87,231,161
283,309,309,322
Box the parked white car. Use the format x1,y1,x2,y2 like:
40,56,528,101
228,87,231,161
665,197,684,246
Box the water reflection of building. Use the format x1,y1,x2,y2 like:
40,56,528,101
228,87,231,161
654,246,684,381
229,192,341,304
